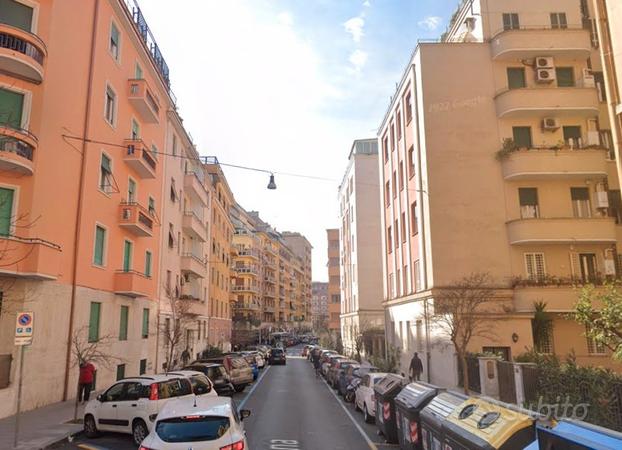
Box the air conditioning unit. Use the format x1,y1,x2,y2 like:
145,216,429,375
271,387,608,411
594,191,609,209
582,68,595,88
541,117,560,131
536,68,556,83
536,56,555,69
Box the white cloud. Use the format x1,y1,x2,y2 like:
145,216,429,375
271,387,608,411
277,11,293,27
363,0,371,6
418,15,442,31
344,16,365,42
349,49,368,71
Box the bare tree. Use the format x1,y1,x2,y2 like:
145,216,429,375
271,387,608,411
159,286,197,371
70,326,123,421
427,273,499,394
351,320,384,362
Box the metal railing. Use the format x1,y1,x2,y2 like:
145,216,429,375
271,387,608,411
0,134,34,161
0,26,45,65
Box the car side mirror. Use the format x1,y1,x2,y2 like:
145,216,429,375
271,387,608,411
96,394,103,402
240,409,251,420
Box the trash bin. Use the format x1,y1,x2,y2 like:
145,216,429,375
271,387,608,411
394,382,441,450
420,391,468,450
443,397,536,450
531,419,622,450
374,373,407,444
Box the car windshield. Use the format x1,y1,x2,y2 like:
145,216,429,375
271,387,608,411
272,349,283,355
158,378,192,399
156,416,230,443
189,375,211,395
207,366,227,380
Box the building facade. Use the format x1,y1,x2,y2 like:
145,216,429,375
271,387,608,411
338,139,385,357
378,0,621,387
311,282,329,331
326,229,341,334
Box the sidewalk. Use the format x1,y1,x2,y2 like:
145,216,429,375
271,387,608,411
0,399,83,450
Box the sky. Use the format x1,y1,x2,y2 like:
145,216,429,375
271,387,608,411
139,0,459,281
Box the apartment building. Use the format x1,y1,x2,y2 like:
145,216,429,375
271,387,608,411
338,139,385,357
326,229,341,334
204,159,234,350
0,0,177,416
311,282,329,331
378,0,620,387
155,114,210,370
282,231,313,329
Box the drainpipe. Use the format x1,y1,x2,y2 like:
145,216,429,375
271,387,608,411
62,0,100,401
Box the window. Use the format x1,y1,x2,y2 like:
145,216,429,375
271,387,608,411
519,188,539,218
145,251,152,277
128,178,136,203
586,326,606,354
385,181,391,205
93,225,106,266
88,302,101,343
387,226,393,252
0,0,34,32
414,260,421,292
119,305,128,341
571,187,591,218
148,197,155,216
408,146,415,178
99,153,112,192
142,308,149,338
513,126,532,148
116,364,125,381
397,111,402,140
401,212,406,243
411,202,418,235
399,162,404,191
139,359,147,375
532,321,553,354
0,187,15,236
579,253,597,283
394,219,399,249
406,320,411,350
170,179,177,202
556,67,575,87
507,68,526,89
550,12,567,29
105,86,116,125
383,136,389,163
404,92,413,123
135,63,143,79
172,134,177,156
563,126,582,147
131,119,140,140
0,87,25,129
123,240,133,272
524,253,545,281
109,22,120,61
392,171,397,199
390,124,395,150
502,13,519,31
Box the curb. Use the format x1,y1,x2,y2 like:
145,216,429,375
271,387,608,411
42,430,83,449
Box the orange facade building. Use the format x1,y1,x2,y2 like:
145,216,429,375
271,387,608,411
326,228,341,334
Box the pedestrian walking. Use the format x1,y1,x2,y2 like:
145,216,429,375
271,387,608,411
181,348,191,366
78,360,96,403
409,352,423,382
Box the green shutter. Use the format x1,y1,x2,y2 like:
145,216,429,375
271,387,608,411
145,251,152,277
0,0,33,32
0,188,14,236
123,241,132,272
512,127,532,148
88,302,101,343
116,364,125,381
119,306,128,341
110,23,120,47
93,226,105,266
519,188,538,206
142,308,149,338
135,64,143,80
556,68,575,87
101,153,111,173
507,68,525,89
0,88,24,129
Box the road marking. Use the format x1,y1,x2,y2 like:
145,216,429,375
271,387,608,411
270,439,300,449
77,445,102,450
320,376,378,450
237,365,271,410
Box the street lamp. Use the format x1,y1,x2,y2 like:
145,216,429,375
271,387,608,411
267,173,277,190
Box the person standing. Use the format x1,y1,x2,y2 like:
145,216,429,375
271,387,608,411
181,348,191,366
409,352,423,382
78,361,96,403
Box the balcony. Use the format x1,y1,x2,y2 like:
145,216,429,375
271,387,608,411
123,139,157,179
264,275,276,284
181,253,207,278
236,266,258,277
127,79,160,123
0,236,61,279
500,148,608,180
118,202,154,237
232,285,258,294
0,24,46,83
184,172,208,206
494,88,599,119
237,249,259,260
114,270,151,297
490,27,591,61
513,283,604,313
0,126,37,175
506,217,616,245
182,211,207,242
264,290,276,298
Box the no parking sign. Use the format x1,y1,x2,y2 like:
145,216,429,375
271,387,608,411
14,312,34,346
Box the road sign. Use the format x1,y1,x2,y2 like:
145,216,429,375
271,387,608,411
15,312,34,346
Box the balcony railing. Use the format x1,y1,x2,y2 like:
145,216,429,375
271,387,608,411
127,78,160,123
0,235,61,280
114,269,151,297
0,126,37,175
184,171,208,206
123,139,157,178
182,211,207,242
181,253,207,278
490,26,591,61
0,23,46,83
118,202,154,237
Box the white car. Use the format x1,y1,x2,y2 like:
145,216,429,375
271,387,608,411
84,374,194,446
139,395,250,450
164,371,217,397
354,372,388,423
245,351,265,369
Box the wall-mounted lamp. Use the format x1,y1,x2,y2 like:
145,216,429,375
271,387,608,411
512,332,519,343
267,174,277,190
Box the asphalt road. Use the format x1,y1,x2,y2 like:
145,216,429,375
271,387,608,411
52,346,397,450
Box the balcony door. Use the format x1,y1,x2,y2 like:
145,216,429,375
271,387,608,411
579,253,597,283
0,0,34,32
123,240,133,272
0,88,24,130
0,187,14,236
571,187,591,218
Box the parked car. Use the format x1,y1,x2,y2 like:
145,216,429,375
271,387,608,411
84,374,193,446
328,359,357,387
163,371,216,397
354,372,388,423
322,354,345,377
139,395,251,450
243,350,265,369
193,355,253,392
182,363,235,396
269,347,286,365
228,352,258,380
336,362,361,395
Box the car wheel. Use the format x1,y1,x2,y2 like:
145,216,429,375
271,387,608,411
132,419,148,446
234,384,246,392
364,405,373,423
354,400,360,412
83,414,98,438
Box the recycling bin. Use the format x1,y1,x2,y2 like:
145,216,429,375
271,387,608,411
374,373,407,444
528,419,622,450
443,397,536,450
394,382,441,450
420,391,468,450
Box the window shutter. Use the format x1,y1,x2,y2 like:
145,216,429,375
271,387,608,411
503,13,511,30
110,23,120,45
0,88,25,129
88,302,101,342
94,226,105,265
0,0,34,32
550,13,559,28
0,188,15,236
507,68,525,89
145,251,152,277
142,308,149,338
569,252,580,278
119,306,128,340
101,154,111,173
